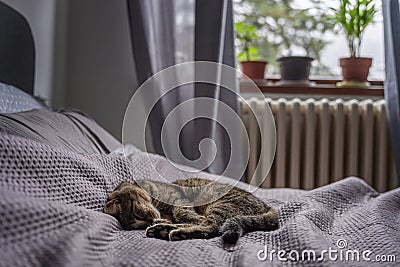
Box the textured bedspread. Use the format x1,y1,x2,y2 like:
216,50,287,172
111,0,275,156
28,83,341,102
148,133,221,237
0,134,399,267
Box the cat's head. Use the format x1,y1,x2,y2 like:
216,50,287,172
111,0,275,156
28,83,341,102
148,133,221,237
104,181,160,230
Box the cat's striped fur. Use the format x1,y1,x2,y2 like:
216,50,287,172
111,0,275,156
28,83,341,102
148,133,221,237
104,178,278,244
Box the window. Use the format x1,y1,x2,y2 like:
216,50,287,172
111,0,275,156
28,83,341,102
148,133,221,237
233,0,384,80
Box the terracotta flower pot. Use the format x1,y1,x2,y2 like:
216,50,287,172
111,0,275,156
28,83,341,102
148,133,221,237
277,56,314,83
240,61,267,80
340,57,372,83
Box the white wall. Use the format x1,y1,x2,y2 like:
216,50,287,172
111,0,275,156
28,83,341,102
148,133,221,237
3,0,137,140
64,0,137,140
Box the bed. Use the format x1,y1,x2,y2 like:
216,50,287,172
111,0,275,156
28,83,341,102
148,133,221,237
0,2,399,266
0,84,399,266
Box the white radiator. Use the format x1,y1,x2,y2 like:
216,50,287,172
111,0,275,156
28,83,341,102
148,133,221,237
241,98,398,192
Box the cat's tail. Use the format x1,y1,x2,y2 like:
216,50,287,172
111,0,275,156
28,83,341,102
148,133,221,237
219,208,279,244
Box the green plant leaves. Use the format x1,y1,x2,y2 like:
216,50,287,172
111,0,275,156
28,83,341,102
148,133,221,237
235,22,262,61
331,0,378,57
235,22,258,40
238,47,261,62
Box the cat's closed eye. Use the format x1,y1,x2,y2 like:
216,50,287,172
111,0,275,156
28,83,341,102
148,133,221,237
133,214,145,221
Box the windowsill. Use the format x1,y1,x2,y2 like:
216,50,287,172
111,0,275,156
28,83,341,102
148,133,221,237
240,79,384,97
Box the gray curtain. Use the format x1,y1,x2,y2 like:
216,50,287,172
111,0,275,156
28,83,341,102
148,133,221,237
126,0,243,180
383,0,400,182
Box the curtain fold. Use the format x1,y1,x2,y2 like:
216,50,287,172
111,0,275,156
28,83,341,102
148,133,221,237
383,0,400,182
126,0,243,180
193,0,241,176
127,0,178,156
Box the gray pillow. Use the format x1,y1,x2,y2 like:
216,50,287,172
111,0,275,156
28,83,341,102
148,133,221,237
0,82,47,113
0,109,121,154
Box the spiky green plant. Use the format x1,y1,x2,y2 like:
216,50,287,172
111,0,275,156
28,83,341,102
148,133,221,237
331,0,378,57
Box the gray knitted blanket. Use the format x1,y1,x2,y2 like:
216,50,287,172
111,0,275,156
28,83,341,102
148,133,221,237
0,134,399,267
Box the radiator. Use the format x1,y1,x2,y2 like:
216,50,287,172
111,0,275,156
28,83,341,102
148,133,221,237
241,97,398,192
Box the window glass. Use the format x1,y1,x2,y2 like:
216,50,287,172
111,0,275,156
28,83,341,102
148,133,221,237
233,0,384,80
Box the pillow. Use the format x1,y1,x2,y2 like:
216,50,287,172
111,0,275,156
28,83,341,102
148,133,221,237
0,108,121,154
0,82,47,113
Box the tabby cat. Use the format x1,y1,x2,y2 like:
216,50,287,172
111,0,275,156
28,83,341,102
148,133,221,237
104,178,278,244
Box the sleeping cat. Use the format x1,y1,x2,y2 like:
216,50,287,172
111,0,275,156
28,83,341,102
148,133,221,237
104,178,278,244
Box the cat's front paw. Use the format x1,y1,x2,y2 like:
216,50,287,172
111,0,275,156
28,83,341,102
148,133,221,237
265,208,279,231
169,229,189,241
146,223,178,240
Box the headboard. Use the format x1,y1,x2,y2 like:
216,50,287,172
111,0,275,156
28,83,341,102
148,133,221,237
0,1,35,95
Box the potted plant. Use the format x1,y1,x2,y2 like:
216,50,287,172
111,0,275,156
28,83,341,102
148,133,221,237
331,0,378,86
272,14,315,84
235,22,267,80
277,56,314,84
